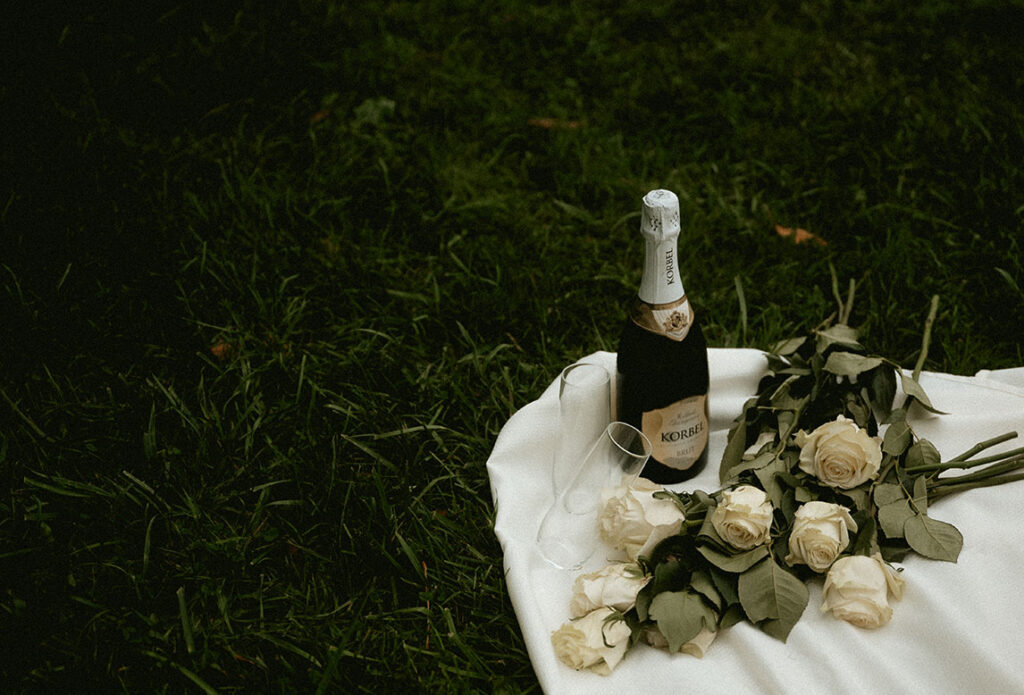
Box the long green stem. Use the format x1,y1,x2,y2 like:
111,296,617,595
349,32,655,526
774,402,807,457
844,278,857,324
906,446,1024,473
947,431,1019,462
929,471,1024,501
829,263,843,321
873,453,897,484
930,456,1024,487
912,295,940,382
933,456,1024,489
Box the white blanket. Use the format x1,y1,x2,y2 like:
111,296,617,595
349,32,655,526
486,349,1024,695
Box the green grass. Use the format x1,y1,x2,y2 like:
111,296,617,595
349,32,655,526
2,1,1023,691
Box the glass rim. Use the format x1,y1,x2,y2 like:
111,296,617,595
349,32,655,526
604,420,652,459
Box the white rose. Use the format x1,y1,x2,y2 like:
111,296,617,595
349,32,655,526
551,607,632,676
710,485,773,550
569,562,650,617
796,415,882,489
598,479,685,561
821,553,904,629
643,625,717,659
785,501,858,572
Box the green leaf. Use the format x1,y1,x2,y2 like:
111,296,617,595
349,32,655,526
777,410,795,437
737,558,809,642
880,543,911,563
648,591,717,653
771,337,806,356
867,366,898,421
769,377,806,411
841,487,868,511
844,391,872,429
720,404,754,484
779,487,799,523
882,409,912,456
906,439,941,471
816,325,862,353
719,603,746,630
824,352,884,377
697,544,769,573
693,490,715,508
851,515,880,557
636,558,687,621
690,571,723,610
904,514,963,562
709,567,740,606
877,499,914,538
754,456,788,508
912,476,928,514
794,486,816,503
898,372,947,414
720,451,776,484
873,483,905,507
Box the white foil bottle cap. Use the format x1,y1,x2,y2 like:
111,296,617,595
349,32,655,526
640,189,681,242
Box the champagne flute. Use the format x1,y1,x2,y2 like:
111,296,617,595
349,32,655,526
537,421,652,570
554,362,612,495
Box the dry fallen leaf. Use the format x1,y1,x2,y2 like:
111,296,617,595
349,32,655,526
528,117,584,129
309,109,332,125
210,341,233,360
775,224,827,247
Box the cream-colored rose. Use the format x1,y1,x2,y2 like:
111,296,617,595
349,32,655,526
821,553,904,629
710,485,773,550
785,501,858,572
551,607,632,675
598,479,685,561
569,562,650,617
796,415,882,489
643,625,717,658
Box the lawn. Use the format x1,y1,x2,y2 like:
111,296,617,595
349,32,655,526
2,1,1023,692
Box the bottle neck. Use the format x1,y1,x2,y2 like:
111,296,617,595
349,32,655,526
638,234,685,305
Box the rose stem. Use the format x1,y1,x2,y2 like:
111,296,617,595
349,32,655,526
929,455,1024,486
906,446,1024,473
945,431,1019,463
841,278,856,325
928,470,1024,501
830,263,844,321
912,295,940,382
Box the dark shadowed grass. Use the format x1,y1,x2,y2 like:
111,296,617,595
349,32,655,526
2,1,1023,692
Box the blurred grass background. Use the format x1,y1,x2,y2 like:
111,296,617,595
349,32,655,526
2,1,1022,691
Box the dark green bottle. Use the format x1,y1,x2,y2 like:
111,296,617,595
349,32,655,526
617,189,710,484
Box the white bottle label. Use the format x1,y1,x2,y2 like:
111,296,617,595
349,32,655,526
642,394,708,470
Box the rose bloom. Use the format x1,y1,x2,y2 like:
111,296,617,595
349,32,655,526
551,607,632,676
821,553,904,629
785,501,858,573
796,415,882,489
710,485,773,550
643,625,717,659
569,562,650,618
598,479,685,561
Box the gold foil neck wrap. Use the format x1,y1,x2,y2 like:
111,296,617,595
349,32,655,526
629,296,693,342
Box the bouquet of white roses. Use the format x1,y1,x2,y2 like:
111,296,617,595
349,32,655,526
553,293,1024,674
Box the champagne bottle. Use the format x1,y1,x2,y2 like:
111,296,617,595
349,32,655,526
616,189,710,484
